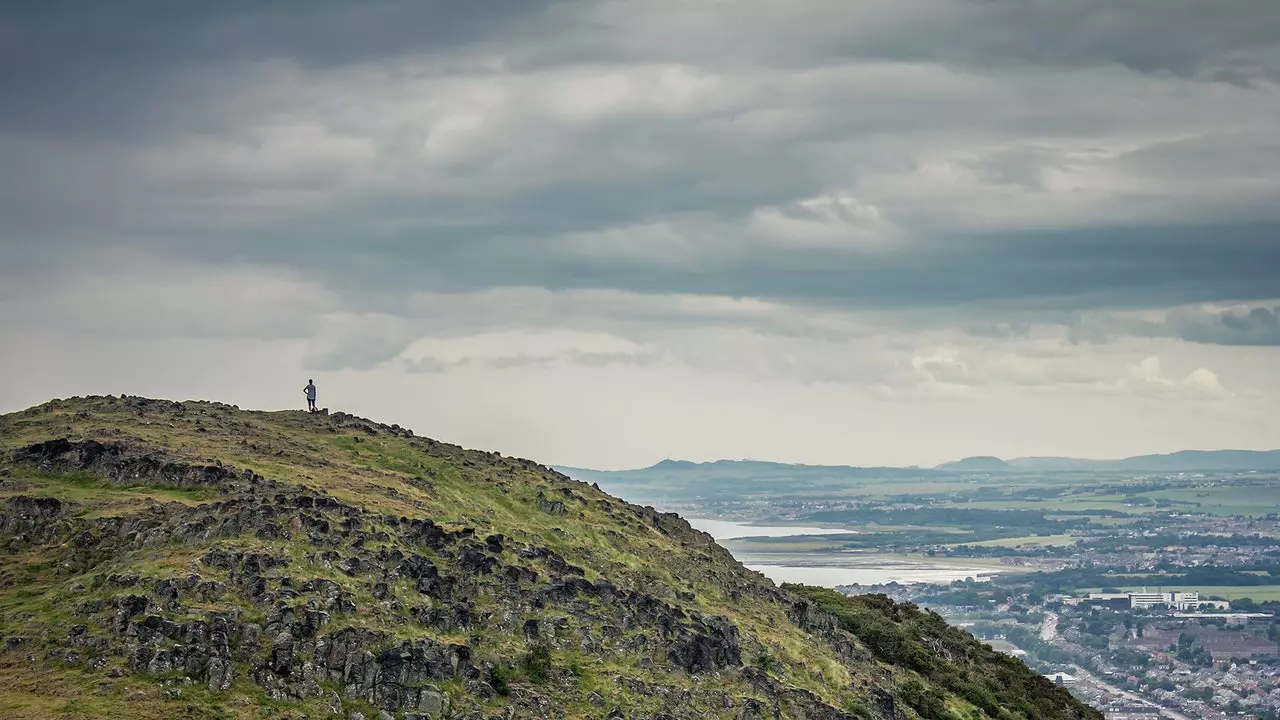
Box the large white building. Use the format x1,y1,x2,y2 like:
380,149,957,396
1126,591,1169,609
1087,591,1212,611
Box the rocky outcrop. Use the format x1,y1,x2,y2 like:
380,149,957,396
667,613,742,674
0,495,69,548
13,438,247,490
0,477,914,720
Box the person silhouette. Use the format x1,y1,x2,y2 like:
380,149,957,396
304,379,317,412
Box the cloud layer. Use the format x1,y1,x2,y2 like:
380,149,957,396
1,1,1278,465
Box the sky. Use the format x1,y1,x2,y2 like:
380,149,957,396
2,1,1279,469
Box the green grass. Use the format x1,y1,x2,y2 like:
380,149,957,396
0,396,880,715
1082,585,1280,602
2,469,217,507
935,484,1280,518
1141,486,1280,517
958,534,1078,548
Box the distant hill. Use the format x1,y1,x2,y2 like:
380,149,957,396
1002,456,1104,472
561,448,1280,484
935,456,1012,472
555,449,1280,507
1006,449,1280,473
562,458,934,480
554,459,940,507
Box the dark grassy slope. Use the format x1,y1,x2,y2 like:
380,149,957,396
0,396,1099,720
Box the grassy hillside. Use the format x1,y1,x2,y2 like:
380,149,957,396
0,396,1100,720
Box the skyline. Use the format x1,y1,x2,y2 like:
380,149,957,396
564,447,1280,471
2,2,1278,469
7,393,1278,473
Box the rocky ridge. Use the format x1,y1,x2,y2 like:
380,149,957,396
0,396,1100,720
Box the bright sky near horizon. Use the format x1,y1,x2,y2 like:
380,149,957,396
2,2,1278,469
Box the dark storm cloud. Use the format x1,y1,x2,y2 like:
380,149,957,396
1,0,1279,347
1071,303,1280,347
0,1,558,138
4,0,1275,139
566,0,1280,80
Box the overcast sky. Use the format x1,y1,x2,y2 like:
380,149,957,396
2,1,1279,469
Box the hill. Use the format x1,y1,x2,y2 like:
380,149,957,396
554,460,939,507
1006,449,1280,472
933,457,1011,472
558,459,934,481
558,449,1280,501
0,396,1099,720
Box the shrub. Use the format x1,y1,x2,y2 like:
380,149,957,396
488,664,511,696
521,644,553,685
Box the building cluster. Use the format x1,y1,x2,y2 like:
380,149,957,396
1081,591,1229,612
1144,661,1280,719
1059,660,1280,720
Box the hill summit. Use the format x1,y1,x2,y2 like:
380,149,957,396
0,396,1098,720
933,457,1012,472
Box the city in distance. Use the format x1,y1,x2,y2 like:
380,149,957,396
560,449,1280,719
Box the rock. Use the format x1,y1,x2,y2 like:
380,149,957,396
667,615,742,674
737,698,767,720
457,546,498,575
207,655,233,691
417,686,447,716
272,631,295,675
534,491,567,515
337,556,364,576
11,438,240,490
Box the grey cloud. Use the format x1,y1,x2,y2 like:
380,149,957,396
401,349,664,374
401,357,458,374
1163,305,1280,347
574,0,1280,80
1070,304,1280,346
2,0,1279,335
0,258,333,341
4,0,1275,144
1210,306,1280,344
0,1,557,139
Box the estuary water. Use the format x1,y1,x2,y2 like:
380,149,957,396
686,518,1001,588
740,561,997,587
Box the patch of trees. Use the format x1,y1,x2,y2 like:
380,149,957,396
1001,565,1278,594
786,586,1101,720
804,507,1090,530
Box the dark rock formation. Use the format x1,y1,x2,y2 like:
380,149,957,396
13,438,244,489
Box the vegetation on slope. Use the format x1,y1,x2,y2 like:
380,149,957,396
0,395,1101,720
788,587,1089,720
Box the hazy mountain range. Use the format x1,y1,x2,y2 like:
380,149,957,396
937,449,1280,473
559,448,1280,480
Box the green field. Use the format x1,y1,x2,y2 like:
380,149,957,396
959,534,1078,548
1084,585,1280,602
931,482,1280,518
1141,486,1280,516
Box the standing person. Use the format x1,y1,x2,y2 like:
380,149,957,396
304,379,317,412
